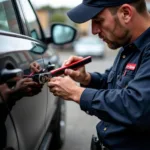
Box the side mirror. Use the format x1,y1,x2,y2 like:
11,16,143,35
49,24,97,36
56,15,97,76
30,23,77,54
50,23,77,45
30,43,46,55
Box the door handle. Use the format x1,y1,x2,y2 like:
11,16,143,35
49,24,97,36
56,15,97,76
46,64,55,71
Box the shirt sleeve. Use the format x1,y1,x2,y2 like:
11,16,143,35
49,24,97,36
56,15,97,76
80,50,150,128
82,68,112,89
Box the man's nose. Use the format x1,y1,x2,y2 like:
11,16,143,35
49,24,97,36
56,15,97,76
92,24,101,35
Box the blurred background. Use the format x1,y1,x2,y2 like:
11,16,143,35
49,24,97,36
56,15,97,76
30,0,150,149
30,0,150,55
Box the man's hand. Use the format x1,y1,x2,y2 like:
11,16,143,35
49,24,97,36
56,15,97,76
0,84,12,103
48,76,85,103
30,61,41,73
0,78,42,103
63,56,91,86
13,78,42,98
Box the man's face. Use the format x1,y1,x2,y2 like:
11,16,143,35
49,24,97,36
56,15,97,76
92,8,131,49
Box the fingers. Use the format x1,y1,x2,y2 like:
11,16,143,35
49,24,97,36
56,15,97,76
0,83,9,90
64,68,80,78
20,78,38,86
62,56,84,79
48,77,60,87
15,78,39,93
48,77,62,94
62,56,83,67
48,81,58,96
64,68,74,75
24,81,38,86
49,76,62,82
30,62,41,73
49,86,58,93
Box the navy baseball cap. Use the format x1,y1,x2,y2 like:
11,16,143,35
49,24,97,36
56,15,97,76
67,0,137,23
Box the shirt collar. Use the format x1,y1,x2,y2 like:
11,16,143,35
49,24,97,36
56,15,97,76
123,27,150,52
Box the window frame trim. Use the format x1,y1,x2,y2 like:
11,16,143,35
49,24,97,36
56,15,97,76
11,0,27,34
17,0,46,42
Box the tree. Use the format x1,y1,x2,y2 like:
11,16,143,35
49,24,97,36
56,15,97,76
50,13,66,23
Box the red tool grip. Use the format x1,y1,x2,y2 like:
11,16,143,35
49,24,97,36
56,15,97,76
50,56,92,77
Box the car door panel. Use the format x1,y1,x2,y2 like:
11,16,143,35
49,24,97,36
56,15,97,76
10,85,47,150
18,0,61,141
0,0,77,149
5,116,19,150
42,51,60,128
0,31,47,150
1,0,49,149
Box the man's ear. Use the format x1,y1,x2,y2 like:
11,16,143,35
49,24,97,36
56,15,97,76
118,4,133,24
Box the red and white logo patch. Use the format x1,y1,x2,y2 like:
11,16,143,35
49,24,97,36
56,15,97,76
126,63,137,70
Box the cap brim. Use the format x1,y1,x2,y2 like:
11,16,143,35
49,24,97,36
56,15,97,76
67,4,104,23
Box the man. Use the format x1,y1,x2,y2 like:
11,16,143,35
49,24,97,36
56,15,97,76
48,0,150,149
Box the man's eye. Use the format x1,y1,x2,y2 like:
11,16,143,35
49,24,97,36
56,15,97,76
94,20,103,24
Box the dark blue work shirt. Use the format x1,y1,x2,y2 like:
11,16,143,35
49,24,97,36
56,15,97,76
80,27,150,150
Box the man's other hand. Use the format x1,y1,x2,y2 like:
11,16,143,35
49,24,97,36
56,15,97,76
48,76,85,103
30,61,41,73
62,55,91,85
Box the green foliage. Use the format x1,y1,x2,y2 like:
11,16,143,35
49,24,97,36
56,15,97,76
57,7,70,12
38,5,76,25
39,6,70,13
39,6,55,12
50,13,66,23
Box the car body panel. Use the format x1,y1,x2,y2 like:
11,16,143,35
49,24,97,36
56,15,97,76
0,0,48,148
5,115,19,150
0,0,65,149
0,0,76,149
0,31,47,150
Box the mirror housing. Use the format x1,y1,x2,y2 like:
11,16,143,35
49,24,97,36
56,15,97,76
31,23,77,54
50,23,77,45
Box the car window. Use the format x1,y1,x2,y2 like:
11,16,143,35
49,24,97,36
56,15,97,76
0,0,20,33
19,0,42,40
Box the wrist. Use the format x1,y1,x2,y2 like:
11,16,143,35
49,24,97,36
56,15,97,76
81,72,91,86
71,86,85,104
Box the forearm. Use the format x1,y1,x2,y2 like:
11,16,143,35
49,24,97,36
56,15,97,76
80,85,150,127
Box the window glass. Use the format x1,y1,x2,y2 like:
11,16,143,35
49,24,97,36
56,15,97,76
20,0,42,40
0,0,20,33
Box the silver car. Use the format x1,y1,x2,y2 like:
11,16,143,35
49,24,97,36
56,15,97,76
73,36,105,58
0,0,76,150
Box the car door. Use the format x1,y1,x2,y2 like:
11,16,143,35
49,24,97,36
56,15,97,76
0,1,23,149
17,0,59,149
29,0,60,131
42,49,60,130
0,0,47,150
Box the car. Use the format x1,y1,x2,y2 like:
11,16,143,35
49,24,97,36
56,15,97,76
73,36,105,58
0,0,76,150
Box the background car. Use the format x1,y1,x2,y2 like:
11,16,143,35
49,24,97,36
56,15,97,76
73,36,105,58
0,0,76,150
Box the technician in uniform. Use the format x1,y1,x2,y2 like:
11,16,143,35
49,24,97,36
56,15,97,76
48,0,150,149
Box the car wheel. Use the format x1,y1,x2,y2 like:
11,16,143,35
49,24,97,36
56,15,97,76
50,99,66,150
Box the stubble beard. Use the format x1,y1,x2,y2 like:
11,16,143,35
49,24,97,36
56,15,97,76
105,16,131,50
